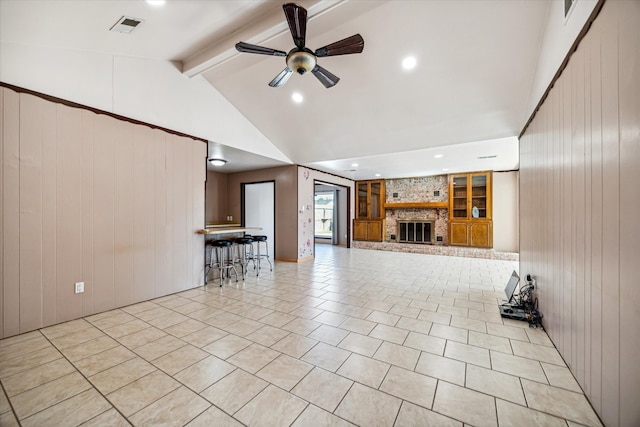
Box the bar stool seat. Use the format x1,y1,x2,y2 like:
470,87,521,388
251,235,272,276
208,239,238,286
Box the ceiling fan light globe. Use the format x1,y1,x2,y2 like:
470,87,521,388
286,51,316,76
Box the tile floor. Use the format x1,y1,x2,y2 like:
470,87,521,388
0,246,602,427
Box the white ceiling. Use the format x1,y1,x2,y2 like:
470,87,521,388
0,0,555,180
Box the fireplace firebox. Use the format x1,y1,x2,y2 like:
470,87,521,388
398,220,434,244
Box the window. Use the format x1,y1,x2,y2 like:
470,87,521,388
314,192,334,238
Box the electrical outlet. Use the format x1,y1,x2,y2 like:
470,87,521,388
75,282,84,294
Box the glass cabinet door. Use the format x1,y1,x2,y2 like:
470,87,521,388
471,174,487,218
452,176,468,218
358,183,368,218
370,182,381,218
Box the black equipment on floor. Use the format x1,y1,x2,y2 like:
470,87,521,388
499,271,543,328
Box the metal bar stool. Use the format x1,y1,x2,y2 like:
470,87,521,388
209,239,238,286
233,236,254,280
250,235,272,276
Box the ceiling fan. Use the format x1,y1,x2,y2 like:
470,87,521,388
235,2,364,88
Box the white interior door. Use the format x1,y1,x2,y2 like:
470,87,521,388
244,182,275,257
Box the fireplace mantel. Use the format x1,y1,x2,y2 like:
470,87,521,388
384,202,448,209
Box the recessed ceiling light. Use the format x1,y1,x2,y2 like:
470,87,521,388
434,154,443,159
292,92,303,103
375,173,381,177
146,0,165,6
442,168,449,172
351,163,359,167
402,56,417,70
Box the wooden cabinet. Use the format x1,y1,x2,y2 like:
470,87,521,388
448,172,493,248
353,180,385,242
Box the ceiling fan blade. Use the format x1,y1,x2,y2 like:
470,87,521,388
236,41,287,57
311,65,340,88
314,34,364,57
268,67,293,87
283,3,307,49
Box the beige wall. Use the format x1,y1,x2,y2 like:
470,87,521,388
227,165,298,261
519,1,639,426
205,170,228,224
492,171,519,252
0,88,207,339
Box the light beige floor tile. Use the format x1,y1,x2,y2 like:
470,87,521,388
129,386,210,426
117,327,167,349
429,295,456,306
235,384,308,426
291,404,355,427
227,343,281,374
415,352,466,386
0,411,19,427
121,301,159,316
373,341,420,370
313,311,349,327
89,356,157,394
4,357,76,399
418,310,452,326
541,362,583,392
444,341,490,368
522,379,602,427
181,326,228,348
318,300,348,312
202,333,252,359
40,319,92,340
106,370,180,417
365,301,395,312
432,381,497,427
200,368,268,414
81,408,129,426
0,331,42,348
152,344,209,375
308,324,350,346
163,318,209,338
89,312,137,330
468,309,504,324
334,382,401,427
271,333,318,358
395,401,463,427
224,318,265,337
366,310,400,326
466,364,526,405
380,366,437,409
404,331,446,355
61,335,120,362
0,335,52,361
338,332,383,357
134,335,186,361
301,342,351,372
0,387,10,413
291,367,353,412
396,317,433,334
282,318,322,335
10,371,91,420
134,306,174,322
409,300,439,312
369,324,409,345
511,340,565,366
468,331,512,354
256,354,313,390
260,312,297,328
20,388,111,427
0,346,62,379
245,325,290,346
437,305,469,318
146,312,190,330
486,323,530,341
525,327,554,346
188,306,225,322
339,317,377,335
186,405,244,427
496,399,567,427
174,355,236,393
337,353,390,388
74,345,137,377
450,316,487,333
430,324,468,343
490,350,547,383
455,299,486,312
290,306,324,319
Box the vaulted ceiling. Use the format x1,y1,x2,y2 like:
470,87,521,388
1,0,588,180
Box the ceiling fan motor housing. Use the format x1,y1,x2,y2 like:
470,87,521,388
287,49,316,75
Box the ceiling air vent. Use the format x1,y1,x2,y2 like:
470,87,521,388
477,155,498,160
110,16,143,34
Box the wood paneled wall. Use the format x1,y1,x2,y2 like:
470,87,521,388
519,1,639,426
0,88,206,339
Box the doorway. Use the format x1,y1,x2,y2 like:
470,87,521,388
242,181,275,258
314,181,349,247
